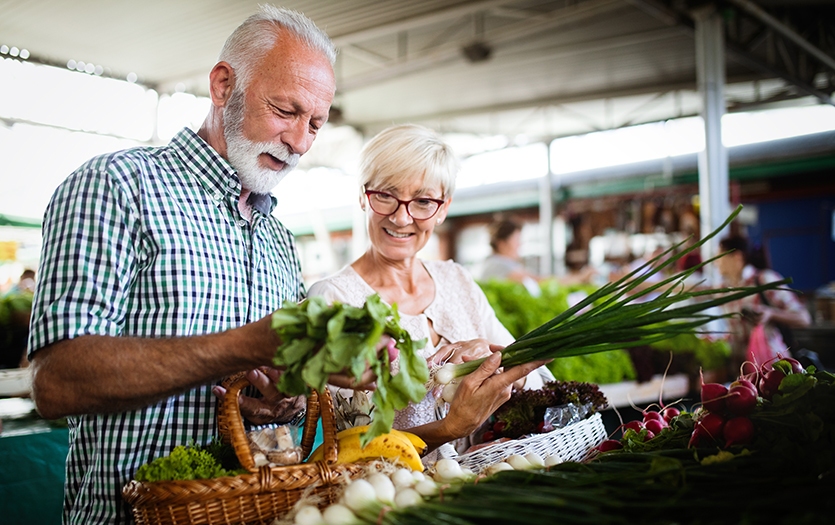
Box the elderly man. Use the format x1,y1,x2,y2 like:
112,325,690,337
27,6,340,524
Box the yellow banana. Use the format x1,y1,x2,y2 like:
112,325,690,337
306,443,324,464
336,432,424,471
332,425,427,456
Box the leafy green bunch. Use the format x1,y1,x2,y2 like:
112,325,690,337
135,443,239,482
271,294,428,446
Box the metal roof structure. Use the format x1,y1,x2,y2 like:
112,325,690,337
2,0,834,143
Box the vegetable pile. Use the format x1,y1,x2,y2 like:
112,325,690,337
271,294,428,446
610,358,835,477
281,359,834,524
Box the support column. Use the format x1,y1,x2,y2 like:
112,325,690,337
694,6,730,274
539,150,555,277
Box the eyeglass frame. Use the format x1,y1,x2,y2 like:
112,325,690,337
362,188,446,221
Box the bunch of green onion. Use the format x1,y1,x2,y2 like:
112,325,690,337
433,205,791,387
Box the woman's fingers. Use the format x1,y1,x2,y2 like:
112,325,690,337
429,343,457,365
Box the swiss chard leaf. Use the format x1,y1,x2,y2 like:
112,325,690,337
271,294,427,447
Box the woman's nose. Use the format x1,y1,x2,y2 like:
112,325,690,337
388,203,413,226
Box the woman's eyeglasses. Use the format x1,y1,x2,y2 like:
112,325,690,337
364,189,445,220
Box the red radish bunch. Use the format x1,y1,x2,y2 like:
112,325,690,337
690,358,803,449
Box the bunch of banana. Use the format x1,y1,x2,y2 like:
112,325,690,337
306,425,426,471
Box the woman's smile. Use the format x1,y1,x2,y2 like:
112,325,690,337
384,228,414,239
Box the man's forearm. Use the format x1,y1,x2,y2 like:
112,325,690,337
30,315,280,419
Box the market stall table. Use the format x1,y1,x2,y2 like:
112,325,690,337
0,397,69,525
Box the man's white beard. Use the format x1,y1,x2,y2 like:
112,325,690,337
223,89,300,194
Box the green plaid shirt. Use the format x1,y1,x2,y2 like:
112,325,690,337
28,128,305,524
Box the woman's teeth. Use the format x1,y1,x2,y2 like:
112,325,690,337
385,229,411,238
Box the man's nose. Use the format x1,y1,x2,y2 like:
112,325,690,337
282,120,314,155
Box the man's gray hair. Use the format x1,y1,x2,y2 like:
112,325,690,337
219,4,336,90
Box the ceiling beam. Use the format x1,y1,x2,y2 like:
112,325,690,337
337,0,626,91
727,0,835,72
625,0,834,105
329,0,513,46
348,71,770,131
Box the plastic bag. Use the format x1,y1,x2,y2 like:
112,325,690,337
543,402,592,431
247,424,304,466
747,323,772,368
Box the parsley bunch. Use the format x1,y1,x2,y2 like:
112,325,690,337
271,294,428,447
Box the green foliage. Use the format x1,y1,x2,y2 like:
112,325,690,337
135,441,241,482
272,294,427,447
547,351,637,384
649,332,730,371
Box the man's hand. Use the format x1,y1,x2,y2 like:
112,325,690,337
212,367,305,426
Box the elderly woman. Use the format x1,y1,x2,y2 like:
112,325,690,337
309,124,551,461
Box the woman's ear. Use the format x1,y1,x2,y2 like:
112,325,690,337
359,194,366,211
435,199,451,225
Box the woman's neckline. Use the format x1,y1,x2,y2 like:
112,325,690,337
345,260,438,318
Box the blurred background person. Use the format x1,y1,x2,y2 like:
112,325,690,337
480,217,542,296
716,235,811,375
0,269,35,369
481,216,593,297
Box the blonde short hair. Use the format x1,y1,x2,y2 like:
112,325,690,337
358,124,459,200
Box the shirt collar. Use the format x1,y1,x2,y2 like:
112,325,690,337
169,128,277,216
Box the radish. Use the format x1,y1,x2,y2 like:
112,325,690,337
661,407,680,423
726,383,757,416
644,418,665,435
731,379,757,395
598,440,623,452
723,416,754,447
759,369,786,400
696,412,725,442
778,358,803,374
701,382,728,413
624,420,645,433
643,430,656,442
642,411,664,423
691,412,726,447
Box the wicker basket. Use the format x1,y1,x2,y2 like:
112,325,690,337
455,412,607,474
122,376,363,525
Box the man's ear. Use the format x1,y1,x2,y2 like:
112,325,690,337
208,61,236,107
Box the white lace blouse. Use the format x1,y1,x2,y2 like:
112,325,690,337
307,259,551,460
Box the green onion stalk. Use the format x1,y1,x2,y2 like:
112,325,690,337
432,205,792,387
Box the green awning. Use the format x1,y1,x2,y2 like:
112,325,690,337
0,214,42,229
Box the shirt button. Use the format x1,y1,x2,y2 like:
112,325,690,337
212,191,222,201
237,219,247,227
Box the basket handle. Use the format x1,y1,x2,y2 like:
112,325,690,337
218,376,340,472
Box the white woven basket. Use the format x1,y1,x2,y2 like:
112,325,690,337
455,412,607,473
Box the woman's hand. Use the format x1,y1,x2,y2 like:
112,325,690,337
212,367,306,426
327,334,397,391
440,352,550,440
429,338,497,366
